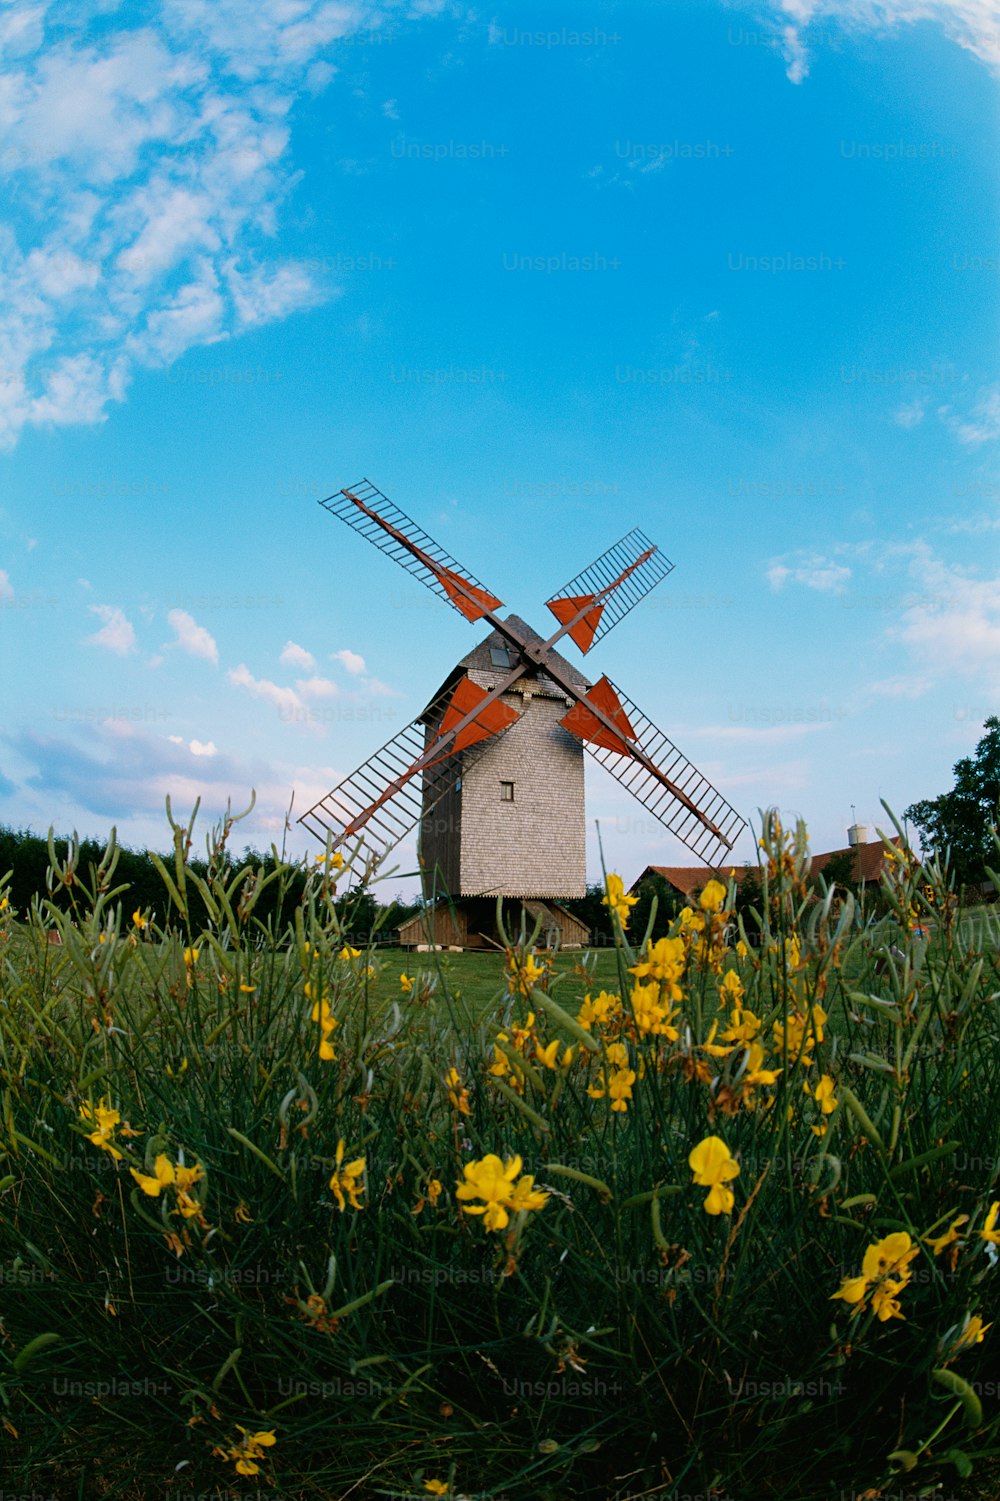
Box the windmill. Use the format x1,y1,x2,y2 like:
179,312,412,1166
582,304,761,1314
299,479,746,947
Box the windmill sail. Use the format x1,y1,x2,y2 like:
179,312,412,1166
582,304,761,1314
320,479,504,622
299,677,519,866
561,677,746,866
544,529,673,653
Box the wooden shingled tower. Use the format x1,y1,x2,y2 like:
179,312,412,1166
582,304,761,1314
299,479,747,947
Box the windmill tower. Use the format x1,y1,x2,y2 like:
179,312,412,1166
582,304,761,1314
299,480,747,946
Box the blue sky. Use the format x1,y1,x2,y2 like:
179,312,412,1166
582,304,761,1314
1,0,998,899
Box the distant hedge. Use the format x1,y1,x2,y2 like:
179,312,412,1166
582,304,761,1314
0,824,418,940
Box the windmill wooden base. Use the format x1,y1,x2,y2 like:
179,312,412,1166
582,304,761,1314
397,896,589,952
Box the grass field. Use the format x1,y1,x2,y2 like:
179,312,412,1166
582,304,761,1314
2,820,1000,1499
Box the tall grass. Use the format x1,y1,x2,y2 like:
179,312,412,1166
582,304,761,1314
0,804,998,1500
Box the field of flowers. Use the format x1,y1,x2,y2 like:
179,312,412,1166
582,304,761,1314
1,805,999,1500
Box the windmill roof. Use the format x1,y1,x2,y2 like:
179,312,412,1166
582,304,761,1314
421,613,591,714
632,837,903,896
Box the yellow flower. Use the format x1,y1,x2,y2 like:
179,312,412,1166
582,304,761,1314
455,1154,547,1231
952,1314,991,1353
688,1135,740,1215
488,1043,510,1078
630,936,685,998
831,1275,868,1307
534,1038,572,1070
629,981,679,1040
183,946,199,967
804,1073,838,1114
506,950,547,996
718,969,745,1007
870,1278,909,1322
444,1066,471,1115
924,1215,969,1256
699,1020,736,1060
743,1041,781,1087
456,1154,521,1231
338,944,361,961
862,1230,918,1282
602,872,638,930
0,896,9,912
166,1057,188,1081
79,1098,124,1161
316,850,344,869
720,1007,760,1045
424,1483,448,1496
699,879,727,914
427,1178,443,1205
400,973,414,994
832,1231,918,1322
311,994,339,1061
132,909,147,930
508,1172,549,1213
239,983,256,994
130,1155,205,1220
329,1139,365,1212
980,1201,1000,1245
576,990,621,1030
214,1427,277,1477
608,1066,636,1112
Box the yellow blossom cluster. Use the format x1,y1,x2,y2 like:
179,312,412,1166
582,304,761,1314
328,1139,365,1212
831,1231,918,1322
586,1041,636,1113
79,1098,127,1161
131,1153,206,1222
306,981,339,1062
444,1065,471,1116
772,1001,827,1070
212,1427,277,1477
602,872,638,930
505,948,549,998
455,1153,548,1231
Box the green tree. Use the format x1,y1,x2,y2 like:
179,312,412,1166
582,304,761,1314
905,716,1000,887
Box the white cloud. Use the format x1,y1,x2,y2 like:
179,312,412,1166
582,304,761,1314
893,398,926,429
228,661,305,718
280,640,316,669
0,570,12,602
865,673,933,697
190,738,218,756
364,675,401,698
382,98,400,119
766,552,852,593
766,1,1000,83
0,1,406,449
297,675,340,698
951,383,1000,447
331,647,366,674
165,607,219,664
891,555,1000,692
694,722,835,744
85,603,137,655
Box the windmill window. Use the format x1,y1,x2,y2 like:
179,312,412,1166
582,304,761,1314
500,781,515,802
490,647,514,668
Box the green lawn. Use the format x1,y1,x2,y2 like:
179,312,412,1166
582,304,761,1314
364,945,627,1025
